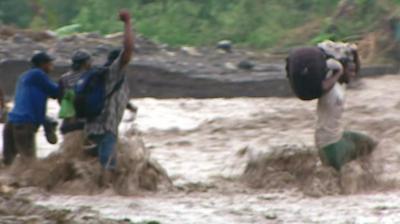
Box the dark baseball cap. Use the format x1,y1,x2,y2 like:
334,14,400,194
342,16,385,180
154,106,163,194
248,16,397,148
72,50,92,63
31,52,54,66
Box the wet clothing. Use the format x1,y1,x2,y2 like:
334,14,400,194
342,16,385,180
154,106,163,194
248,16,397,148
315,41,375,170
85,55,130,170
85,56,129,136
316,83,375,171
89,131,117,169
316,83,345,149
319,131,376,171
3,122,38,165
8,68,59,125
4,68,59,165
315,42,351,149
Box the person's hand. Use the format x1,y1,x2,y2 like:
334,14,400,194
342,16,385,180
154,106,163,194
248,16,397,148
119,10,131,23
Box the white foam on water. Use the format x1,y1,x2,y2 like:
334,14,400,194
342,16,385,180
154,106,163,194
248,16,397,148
11,74,400,223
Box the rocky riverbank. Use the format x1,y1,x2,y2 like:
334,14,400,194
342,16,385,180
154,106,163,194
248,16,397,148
0,26,398,99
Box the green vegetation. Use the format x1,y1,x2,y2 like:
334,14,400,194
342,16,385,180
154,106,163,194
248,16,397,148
0,0,399,48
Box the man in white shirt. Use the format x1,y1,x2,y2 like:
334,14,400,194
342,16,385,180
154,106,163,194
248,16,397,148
316,41,376,171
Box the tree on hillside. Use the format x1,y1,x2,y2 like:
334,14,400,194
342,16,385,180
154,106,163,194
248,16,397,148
0,0,33,27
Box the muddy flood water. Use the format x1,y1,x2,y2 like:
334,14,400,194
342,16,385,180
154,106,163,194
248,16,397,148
2,74,400,223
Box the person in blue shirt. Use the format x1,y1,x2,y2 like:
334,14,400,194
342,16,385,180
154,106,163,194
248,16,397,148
3,52,60,166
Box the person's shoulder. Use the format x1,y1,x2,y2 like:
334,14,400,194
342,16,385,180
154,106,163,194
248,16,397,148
23,68,45,80
29,68,47,76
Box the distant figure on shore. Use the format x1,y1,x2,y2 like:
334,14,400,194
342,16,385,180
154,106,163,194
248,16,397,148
3,52,60,166
287,40,377,171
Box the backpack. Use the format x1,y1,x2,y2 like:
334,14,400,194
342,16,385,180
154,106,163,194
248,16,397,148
286,47,328,100
74,67,124,119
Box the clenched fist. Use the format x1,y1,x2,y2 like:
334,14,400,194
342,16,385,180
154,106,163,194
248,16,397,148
119,10,131,23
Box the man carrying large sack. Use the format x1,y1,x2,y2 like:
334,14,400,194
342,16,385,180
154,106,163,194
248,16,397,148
287,41,376,171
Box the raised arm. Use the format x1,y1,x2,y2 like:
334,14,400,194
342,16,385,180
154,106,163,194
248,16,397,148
119,10,134,68
322,58,344,92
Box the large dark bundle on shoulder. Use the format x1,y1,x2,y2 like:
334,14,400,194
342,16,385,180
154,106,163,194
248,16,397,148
286,47,328,101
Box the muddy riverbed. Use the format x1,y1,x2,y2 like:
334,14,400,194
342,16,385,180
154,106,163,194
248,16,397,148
2,74,400,223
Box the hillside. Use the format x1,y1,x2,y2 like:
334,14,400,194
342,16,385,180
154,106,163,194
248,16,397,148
0,0,399,63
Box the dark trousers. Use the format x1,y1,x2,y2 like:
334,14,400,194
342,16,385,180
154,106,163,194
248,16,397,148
319,131,376,171
3,122,38,165
89,131,117,170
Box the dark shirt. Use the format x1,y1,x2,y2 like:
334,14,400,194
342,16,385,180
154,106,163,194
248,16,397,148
85,56,130,136
8,68,59,125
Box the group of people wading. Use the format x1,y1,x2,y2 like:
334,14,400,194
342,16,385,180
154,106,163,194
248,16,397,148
1,10,376,187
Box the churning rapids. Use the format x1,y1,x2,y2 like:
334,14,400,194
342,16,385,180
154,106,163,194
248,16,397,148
2,74,400,223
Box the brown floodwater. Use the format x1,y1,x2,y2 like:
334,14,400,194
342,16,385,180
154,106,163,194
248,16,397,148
3,74,400,223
